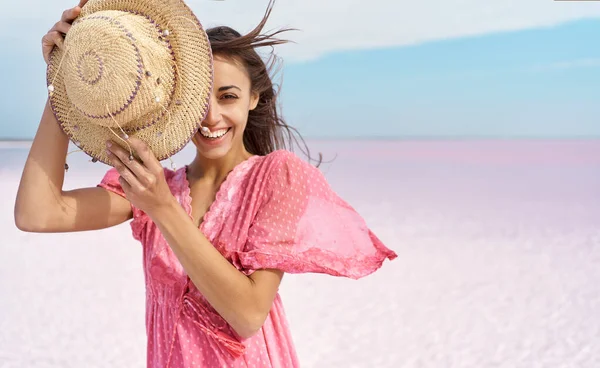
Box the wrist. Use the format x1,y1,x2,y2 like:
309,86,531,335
147,195,183,224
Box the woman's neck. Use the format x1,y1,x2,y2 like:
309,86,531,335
187,148,254,186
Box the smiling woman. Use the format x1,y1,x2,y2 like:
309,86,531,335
13,0,397,367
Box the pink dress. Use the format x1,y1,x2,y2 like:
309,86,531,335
98,149,397,368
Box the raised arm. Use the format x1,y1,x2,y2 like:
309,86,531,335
14,2,133,233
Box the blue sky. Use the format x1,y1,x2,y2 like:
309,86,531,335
0,0,599,139
280,18,600,138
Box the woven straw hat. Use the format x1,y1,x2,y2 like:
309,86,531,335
46,0,213,165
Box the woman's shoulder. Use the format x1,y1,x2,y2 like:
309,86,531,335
259,149,317,173
254,149,325,191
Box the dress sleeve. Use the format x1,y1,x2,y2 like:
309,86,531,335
97,167,147,242
236,151,397,279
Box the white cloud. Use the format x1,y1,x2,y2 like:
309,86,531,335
3,0,600,62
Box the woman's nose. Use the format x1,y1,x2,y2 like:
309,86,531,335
203,96,221,125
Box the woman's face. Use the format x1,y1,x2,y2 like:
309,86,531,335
191,56,259,160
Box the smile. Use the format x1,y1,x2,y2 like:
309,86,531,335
200,127,231,139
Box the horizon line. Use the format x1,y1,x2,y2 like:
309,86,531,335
1,135,599,145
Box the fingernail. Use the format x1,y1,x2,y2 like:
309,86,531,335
122,133,129,140
106,141,112,148
106,149,111,156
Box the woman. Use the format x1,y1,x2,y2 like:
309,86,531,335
15,0,397,366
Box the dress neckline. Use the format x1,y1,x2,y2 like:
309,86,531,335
179,154,262,232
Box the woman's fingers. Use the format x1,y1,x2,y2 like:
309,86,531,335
106,141,154,188
42,5,82,65
118,175,132,194
106,148,141,190
125,137,163,175
42,31,64,64
61,6,81,24
50,20,72,35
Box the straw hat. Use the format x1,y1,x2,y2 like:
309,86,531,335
46,0,213,165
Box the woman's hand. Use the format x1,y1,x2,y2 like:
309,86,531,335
105,137,177,216
42,0,88,65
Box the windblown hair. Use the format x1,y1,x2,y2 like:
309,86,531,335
206,0,322,166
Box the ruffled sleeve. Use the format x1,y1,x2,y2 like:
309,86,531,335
97,167,147,242
237,150,397,280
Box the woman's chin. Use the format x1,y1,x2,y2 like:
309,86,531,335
192,131,234,159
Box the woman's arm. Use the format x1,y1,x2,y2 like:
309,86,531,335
14,2,133,233
105,136,283,339
14,100,133,233
153,199,283,339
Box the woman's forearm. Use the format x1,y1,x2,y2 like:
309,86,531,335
150,197,281,339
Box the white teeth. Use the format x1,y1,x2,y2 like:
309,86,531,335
201,128,228,138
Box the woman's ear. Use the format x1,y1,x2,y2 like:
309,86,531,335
249,91,259,111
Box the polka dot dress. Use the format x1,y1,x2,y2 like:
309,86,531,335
98,149,397,367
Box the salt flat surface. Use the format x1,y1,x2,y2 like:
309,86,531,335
1,140,599,367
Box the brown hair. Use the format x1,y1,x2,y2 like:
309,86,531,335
206,0,322,166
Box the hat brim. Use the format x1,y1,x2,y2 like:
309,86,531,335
46,0,213,165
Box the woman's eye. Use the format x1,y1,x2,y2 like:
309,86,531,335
221,94,238,100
